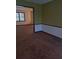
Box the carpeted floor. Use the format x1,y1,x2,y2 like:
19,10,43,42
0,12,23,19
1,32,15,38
16,25,62,59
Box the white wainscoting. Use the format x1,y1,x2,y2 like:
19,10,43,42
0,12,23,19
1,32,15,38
35,24,62,38
35,24,42,32
42,24,62,38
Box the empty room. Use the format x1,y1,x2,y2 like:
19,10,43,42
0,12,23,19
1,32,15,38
16,0,62,59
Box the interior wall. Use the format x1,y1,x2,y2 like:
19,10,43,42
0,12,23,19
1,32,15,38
16,0,42,24
16,6,33,25
42,0,62,27
16,0,62,26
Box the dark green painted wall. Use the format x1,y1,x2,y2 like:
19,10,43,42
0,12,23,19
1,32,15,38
16,0,42,24
42,0,62,27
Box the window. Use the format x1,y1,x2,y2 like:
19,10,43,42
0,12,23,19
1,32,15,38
16,12,25,22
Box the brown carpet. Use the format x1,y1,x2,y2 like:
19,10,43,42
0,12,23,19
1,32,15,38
16,25,62,59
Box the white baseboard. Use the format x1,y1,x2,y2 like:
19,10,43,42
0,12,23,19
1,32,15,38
35,24,42,32
42,24,62,38
35,24,62,38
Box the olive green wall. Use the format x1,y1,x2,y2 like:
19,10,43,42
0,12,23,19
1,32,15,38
16,0,42,24
16,0,62,27
42,0,62,27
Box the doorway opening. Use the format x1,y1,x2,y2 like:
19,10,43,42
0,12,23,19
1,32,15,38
16,5,35,34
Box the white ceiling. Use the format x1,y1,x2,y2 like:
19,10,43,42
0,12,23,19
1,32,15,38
25,0,53,4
